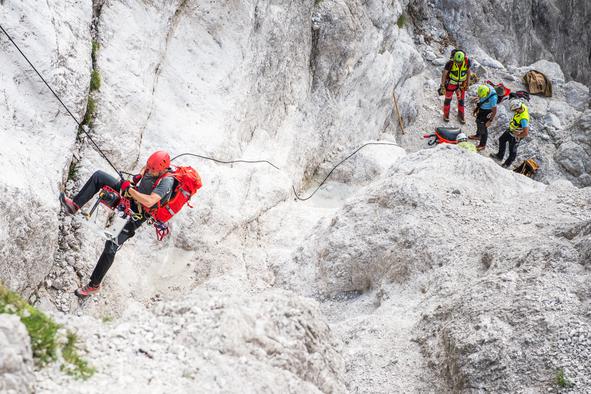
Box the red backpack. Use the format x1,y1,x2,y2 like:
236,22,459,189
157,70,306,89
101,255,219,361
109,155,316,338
146,166,202,223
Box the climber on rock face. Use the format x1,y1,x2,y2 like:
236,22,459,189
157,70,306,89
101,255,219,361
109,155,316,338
469,83,498,151
59,151,175,298
491,100,530,169
439,49,471,124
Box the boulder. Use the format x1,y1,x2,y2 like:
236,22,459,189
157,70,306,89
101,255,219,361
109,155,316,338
564,81,590,111
0,315,34,394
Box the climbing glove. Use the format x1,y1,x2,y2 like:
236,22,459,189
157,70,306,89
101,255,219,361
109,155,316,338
120,180,132,194
132,174,142,185
438,84,446,96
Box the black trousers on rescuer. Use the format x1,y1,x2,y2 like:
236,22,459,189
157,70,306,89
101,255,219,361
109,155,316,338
496,130,520,166
476,108,492,147
73,170,145,287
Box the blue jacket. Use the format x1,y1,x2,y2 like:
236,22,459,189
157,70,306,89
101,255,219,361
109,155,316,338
479,87,498,110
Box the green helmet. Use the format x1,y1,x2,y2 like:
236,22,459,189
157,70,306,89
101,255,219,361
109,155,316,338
453,50,465,63
477,84,490,98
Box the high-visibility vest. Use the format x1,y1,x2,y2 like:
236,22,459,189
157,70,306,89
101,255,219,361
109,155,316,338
509,105,530,133
448,60,469,84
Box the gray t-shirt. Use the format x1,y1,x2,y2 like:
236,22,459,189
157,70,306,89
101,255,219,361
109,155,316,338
138,174,175,206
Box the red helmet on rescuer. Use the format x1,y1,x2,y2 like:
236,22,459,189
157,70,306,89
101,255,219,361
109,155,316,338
146,151,171,173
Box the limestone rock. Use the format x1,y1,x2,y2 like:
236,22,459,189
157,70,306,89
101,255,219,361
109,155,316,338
0,314,34,394
0,1,92,296
554,110,591,186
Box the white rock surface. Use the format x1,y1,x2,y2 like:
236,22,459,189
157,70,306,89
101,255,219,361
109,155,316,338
0,314,34,394
0,1,92,296
277,147,591,392
36,279,345,393
0,0,590,393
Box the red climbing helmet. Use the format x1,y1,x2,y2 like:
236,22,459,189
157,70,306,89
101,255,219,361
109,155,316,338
146,150,171,173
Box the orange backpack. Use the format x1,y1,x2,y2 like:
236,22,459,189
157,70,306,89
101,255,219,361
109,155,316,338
146,166,202,223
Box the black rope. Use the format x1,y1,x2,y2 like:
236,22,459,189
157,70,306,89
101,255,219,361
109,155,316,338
171,153,280,170
171,142,400,201
291,142,400,201
0,22,123,179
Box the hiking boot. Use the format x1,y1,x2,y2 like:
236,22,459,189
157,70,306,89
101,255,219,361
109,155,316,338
502,162,511,169
489,153,502,162
59,192,79,215
443,116,450,122
75,283,100,298
476,145,486,152
468,134,480,140
459,114,466,124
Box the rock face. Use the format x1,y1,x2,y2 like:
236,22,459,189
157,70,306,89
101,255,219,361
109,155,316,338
59,0,424,311
554,110,591,186
277,147,591,392
409,0,591,85
277,146,547,297
35,281,346,393
0,1,92,296
0,314,34,394
1,0,591,393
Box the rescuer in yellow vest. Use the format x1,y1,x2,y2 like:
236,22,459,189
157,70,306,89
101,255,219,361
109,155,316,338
491,100,530,168
439,49,471,124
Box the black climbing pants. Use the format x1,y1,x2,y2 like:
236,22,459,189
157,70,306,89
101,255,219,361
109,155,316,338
73,170,145,286
496,130,520,166
476,108,492,147
73,170,122,208
89,218,144,286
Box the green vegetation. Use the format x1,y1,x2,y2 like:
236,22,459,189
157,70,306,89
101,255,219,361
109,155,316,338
91,40,100,64
0,284,94,379
101,315,113,323
314,0,323,5
60,331,96,380
0,285,59,366
396,14,406,29
82,96,97,126
90,70,101,92
555,368,574,388
67,160,79,180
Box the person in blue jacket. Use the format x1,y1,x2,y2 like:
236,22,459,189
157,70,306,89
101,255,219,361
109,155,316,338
469,84,498,151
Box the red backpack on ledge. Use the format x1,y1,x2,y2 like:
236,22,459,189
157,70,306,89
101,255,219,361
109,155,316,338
146,166,202,223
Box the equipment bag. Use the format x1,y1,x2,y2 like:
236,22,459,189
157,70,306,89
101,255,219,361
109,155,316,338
147,166,202,223
523,70,552,97
513,158,540,178
509,90,531,101
485,80,511,103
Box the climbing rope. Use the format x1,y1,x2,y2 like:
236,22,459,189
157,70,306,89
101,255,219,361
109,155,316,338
1,23,401,200
291,141,399,201
171,153,280,170
171,141,400,201
0,22,124,179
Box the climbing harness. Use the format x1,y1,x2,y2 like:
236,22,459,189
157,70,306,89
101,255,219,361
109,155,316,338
79,186,136,245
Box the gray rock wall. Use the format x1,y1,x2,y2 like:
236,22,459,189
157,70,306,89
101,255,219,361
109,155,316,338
0,1,92,296
554,110,591,186
0,314,34,394
409,0,591,85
